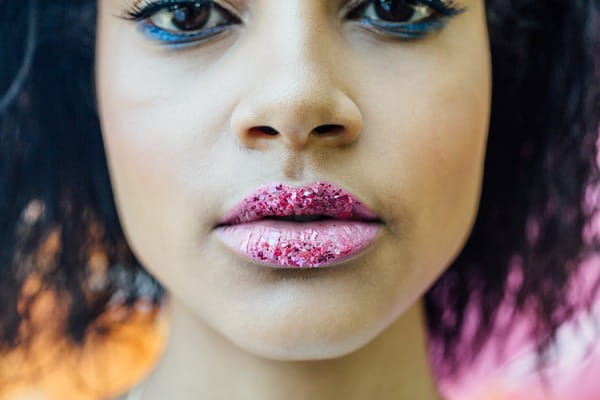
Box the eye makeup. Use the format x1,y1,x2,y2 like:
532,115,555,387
120,0,241,46
346,0,467,40
119,0,467,46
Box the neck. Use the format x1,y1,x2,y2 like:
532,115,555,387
139,297,442,400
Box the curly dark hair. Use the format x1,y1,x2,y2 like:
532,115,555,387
1,0,599,383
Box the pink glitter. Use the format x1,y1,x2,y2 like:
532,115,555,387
249,236,348,267
216,220,380,268
218,181,379,226
215,182,382,268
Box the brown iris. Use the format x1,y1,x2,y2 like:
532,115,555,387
171,4,210,31
373,0,416,22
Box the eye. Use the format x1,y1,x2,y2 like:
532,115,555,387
149,3,226,33
350,0,434,23
347,0,465,40
122,0,241,45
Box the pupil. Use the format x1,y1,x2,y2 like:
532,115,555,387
172,4,210,31
374,0,415,22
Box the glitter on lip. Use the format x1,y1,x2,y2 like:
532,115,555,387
216,181,381,226
214,182,382,268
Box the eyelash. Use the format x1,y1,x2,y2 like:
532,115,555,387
121,0,467,46
348,0,466,40
122,0,239,46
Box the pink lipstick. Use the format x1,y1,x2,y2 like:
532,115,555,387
214,182,382,268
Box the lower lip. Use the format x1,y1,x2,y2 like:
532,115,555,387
214,219,381,268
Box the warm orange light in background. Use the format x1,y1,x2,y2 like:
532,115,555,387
0,284,167,400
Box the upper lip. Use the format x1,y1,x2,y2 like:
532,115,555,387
216,181,382,226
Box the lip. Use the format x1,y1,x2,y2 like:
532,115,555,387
214,181,383,268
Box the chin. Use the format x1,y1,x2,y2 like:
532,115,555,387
213,309,388,361
233,331,377,361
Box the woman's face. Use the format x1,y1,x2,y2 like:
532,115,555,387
96,0,491,359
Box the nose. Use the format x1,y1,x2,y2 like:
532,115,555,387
231,86,363,150
229,16,362,151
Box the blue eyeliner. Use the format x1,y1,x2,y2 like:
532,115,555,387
123,0,467,46
355,18,448,40
122,0,239,46
139,21,227,45
348,0,466,40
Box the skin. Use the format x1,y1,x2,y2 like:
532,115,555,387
95,0,491,398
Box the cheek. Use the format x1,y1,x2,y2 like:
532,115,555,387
412,77,489,269
95,24,202,275
94,7,244,274
355,33,491,284
413,47,491,268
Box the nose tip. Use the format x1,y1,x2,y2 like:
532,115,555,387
230,90,363,150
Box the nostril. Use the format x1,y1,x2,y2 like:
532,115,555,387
313,124,344,135
253,126,279,136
